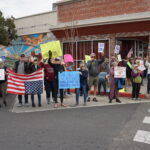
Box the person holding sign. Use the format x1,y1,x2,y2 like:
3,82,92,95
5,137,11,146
87,52,104,102
0,59,7,108
75,63,88,106
145,55,150,94
131,65,142,100
48,51,65,108
109,62,121,103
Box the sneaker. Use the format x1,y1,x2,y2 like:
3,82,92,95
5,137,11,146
32,104,36,107
132,98,136,100
24,103,30,107
17,103,23,107
136,98,141,100
47,98,50,104
87,97,91,102
38,104,42,107
116,98,121,103
83,103,87,106
93,97,98,102
61,104,66,107
97,93,100,96
54,103,58,108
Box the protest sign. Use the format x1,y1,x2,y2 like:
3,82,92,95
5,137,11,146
0,69,5,80
40,41,62,59
1,56,6,61
98,43,105,53
114,67,126,78
114,45,120,54
64,54,73,63
59,71,80,89
85,55,91,63
117,54,122,62
138,60,146,71
138,66,146,71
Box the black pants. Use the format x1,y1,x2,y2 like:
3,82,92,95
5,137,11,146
132,82,141,98
18,94,28,104
44,79,54,99
54,80,64,104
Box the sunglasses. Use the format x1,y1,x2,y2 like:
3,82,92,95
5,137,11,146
91,56,95,58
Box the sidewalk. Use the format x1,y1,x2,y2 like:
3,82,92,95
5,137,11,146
11,79,150,113
12,92,150,113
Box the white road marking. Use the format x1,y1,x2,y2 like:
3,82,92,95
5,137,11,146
143,116,150,124
133,130,150,144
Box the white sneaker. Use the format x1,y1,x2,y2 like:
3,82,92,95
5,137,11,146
17,103,23,107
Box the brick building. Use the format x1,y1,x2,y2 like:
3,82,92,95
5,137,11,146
51,0,150,67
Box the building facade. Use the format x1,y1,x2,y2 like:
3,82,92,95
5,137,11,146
51,0,150,67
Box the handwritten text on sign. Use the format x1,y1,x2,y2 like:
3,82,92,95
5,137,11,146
59,71,80,89
0,69,5,80
114,67,126,78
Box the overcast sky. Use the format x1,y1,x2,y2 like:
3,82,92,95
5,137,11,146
0,0,59,18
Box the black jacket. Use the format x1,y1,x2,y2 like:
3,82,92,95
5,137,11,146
28,62,40,74
48,59,65,81
14,61,28,74
79,69,88,85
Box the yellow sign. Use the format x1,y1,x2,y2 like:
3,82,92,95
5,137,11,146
85,55,91,63
40,41,62,59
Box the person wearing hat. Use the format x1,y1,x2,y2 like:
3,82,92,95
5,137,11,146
131,64,142,100
48,51,65,108
28,56,42,107
87,52,104,102
0,59,7,107
14,54,29,107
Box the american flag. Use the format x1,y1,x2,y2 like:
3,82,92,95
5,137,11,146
7,68,44,95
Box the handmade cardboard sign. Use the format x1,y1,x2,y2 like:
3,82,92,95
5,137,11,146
98,43,105,53
59,71,80,89
114,67,126,78
0,69,5,80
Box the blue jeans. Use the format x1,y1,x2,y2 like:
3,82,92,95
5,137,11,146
98,79,106,95
76,84,87,104
31,94,41,105
147,74,150,94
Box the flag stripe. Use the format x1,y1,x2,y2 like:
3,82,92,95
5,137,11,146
7,68,43,95
8,75,43,81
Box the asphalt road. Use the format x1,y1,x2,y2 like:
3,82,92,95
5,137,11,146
0,101,150,150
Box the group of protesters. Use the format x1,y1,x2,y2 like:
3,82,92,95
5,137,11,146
0,50,150,108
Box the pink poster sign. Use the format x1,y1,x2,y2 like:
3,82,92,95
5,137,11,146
64,54,74,63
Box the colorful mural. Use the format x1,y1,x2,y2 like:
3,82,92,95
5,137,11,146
0,33,56,57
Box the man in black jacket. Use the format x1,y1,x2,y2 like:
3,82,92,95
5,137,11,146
14,54,29,106
48,51,65,108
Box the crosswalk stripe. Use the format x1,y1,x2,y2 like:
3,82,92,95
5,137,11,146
133,130,150,144
143,116,150,124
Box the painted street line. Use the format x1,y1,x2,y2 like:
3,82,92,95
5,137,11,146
143,116,150,124
133,130,150,144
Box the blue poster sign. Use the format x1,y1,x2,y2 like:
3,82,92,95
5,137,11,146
59,71,80,89
1,56,6,61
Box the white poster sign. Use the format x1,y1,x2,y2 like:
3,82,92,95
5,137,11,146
114,67,126,78
0,69,5,80
114,45,120,54
117,54,122,62
98,43,105,53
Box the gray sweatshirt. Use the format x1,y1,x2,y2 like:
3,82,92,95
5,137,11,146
87,57,104,77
